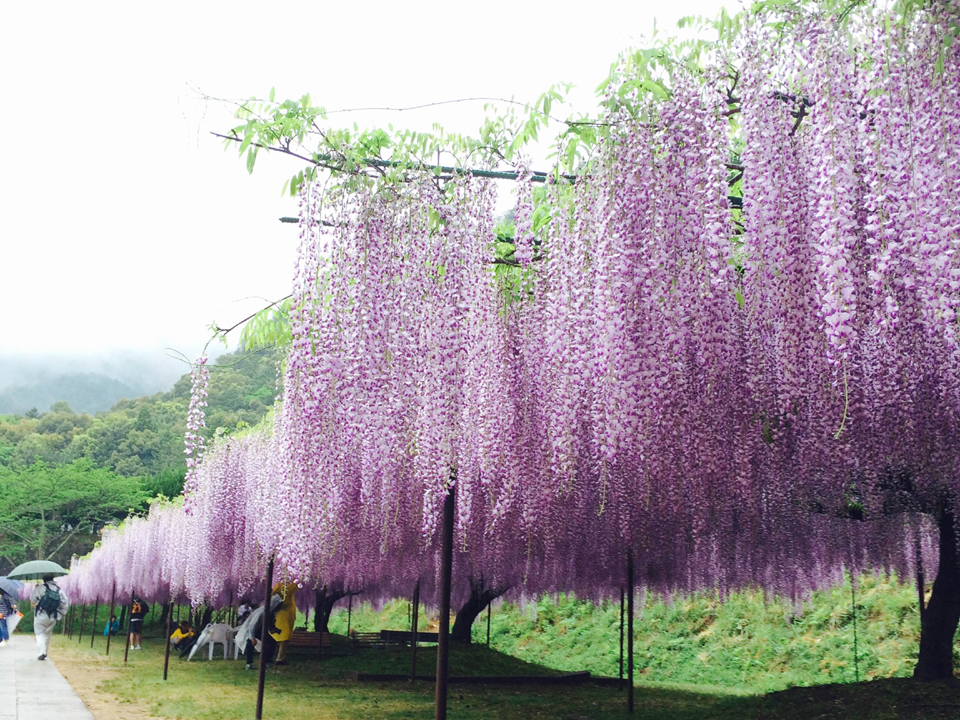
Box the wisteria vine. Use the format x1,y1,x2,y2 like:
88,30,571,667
67,3,959,621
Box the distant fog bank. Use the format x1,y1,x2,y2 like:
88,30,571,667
0,349,220,415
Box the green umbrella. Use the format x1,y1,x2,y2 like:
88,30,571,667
7,560,68,581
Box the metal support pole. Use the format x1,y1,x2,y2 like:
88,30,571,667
163,600,174,681
435,485,455,720
916,531,926,619
77,604,87,644
486,601,491,647
627,553,635,714
347,594,353,636
619,586,625,690
852,578,859,683
124,588,135,664
256,558,275,720
90,599,99,648
315,589,323,661
411,580,420,681
105,584,116,656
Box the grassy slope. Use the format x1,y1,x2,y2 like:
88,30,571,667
330,572,935,693
41,575,960,720
51,631,960,720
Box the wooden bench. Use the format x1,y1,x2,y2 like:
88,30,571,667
379,630,439,645
352,630,440,649
286,630,331,651
351,632,384,649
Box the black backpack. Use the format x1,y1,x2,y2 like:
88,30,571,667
37,584,61,617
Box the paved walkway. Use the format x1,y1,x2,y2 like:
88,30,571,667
0,633,94,719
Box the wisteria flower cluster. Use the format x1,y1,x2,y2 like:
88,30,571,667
68,4,958,613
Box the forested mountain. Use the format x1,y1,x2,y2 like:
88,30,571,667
0,347,282,572
0,373,139,415
0,351,186,412
0,347,281,477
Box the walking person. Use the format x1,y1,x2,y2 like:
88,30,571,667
237,593,281,670
29,572,68,660
0,588,19,646
129,594,148,650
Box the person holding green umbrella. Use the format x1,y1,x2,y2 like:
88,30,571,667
29,573,68,660
10,561,70,661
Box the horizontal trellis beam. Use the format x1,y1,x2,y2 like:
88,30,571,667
278,192,743,227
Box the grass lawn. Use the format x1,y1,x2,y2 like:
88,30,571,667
49,631,960,720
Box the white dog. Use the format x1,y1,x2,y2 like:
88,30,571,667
187,622,236,661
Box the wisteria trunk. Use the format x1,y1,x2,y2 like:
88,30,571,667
313,587,348,634
198,606,213,631
450,580,507,644
914,509,960,681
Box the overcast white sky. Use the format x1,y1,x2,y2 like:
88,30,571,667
0,0,729,371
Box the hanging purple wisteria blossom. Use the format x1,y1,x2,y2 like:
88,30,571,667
67,2,960,677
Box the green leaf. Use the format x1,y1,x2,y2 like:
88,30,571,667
269,86,276,103
734,289,745,309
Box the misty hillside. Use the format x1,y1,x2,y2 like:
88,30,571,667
0,351,191,397
0,373,139,415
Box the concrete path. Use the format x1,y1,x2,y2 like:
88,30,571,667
0,633,94,719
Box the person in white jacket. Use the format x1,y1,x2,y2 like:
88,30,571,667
29,573,69,660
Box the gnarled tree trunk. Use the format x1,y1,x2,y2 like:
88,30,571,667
451,577,507,644
914,507,960,681
314,586,353,633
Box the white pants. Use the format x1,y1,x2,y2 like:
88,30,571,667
34,614,56,656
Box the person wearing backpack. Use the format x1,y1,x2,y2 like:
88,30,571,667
29,573,69,661
129,595,148,650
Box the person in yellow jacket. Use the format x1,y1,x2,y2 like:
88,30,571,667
270,581,298,665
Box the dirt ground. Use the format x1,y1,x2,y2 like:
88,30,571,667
51,641,155,720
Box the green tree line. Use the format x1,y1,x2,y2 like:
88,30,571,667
0,347,281,572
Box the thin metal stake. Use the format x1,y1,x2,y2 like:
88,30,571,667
90,599,99,648
486,601,491,647
916,530,926,619
627,553,635,714
316,592,323,662
163,599,174,681
619,586,625,690
124,588,135,664
852,577,859,683
105,584,116,656
411,580,421,682
256,558,275,720
77,604,87,644
435,484,455,720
